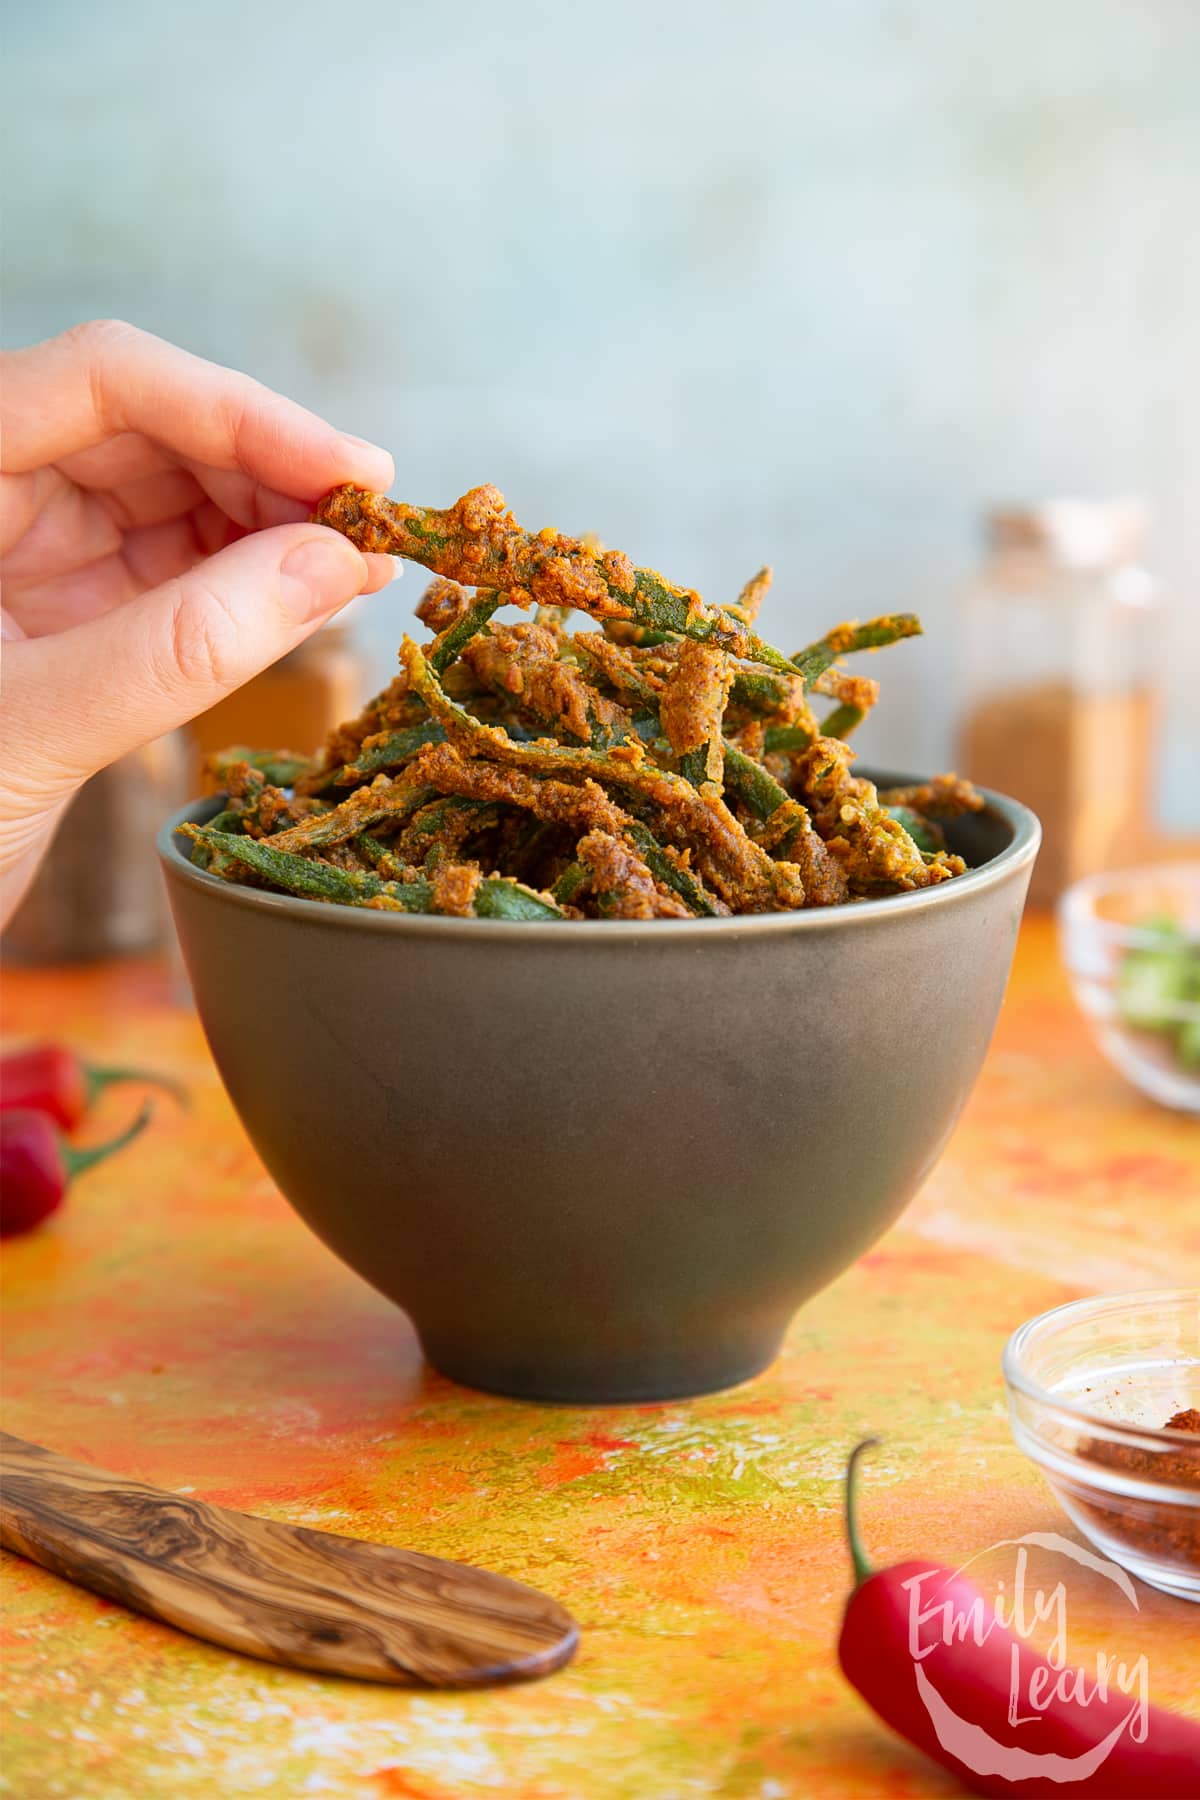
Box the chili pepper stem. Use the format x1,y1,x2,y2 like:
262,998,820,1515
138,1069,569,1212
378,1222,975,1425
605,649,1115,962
845,1436,882,1588
83,1062,189,1112
60,1104,153,1181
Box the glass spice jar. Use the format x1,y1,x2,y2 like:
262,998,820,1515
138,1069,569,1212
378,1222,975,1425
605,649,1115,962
958,499,1162,908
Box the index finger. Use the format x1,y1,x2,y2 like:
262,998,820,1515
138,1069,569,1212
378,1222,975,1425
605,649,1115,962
0,320,395,501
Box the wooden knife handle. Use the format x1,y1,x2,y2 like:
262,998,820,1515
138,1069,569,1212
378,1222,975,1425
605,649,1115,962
0,1433,578,1686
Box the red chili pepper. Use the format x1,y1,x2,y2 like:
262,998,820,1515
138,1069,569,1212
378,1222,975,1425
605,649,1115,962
838,1439,1200,1798
1,1043,186,1132
0,1104,152,1238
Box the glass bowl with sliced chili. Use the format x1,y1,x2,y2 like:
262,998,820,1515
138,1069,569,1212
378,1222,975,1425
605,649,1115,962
1059,863,1200,1115
1004,1289,1200,1602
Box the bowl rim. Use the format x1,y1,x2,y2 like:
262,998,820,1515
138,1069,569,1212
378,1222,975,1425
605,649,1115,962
158,774,1040,942
1002,1288,1200,1446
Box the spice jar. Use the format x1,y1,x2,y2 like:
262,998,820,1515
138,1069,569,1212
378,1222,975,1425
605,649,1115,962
2,733,191,963
187,620,366,789
958,500,1161,907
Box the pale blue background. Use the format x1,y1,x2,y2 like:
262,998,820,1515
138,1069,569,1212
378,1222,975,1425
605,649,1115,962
4,0,1198,821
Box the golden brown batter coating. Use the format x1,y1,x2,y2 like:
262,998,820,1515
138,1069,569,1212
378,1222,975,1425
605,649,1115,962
575,832,693,919
196,483,974,920
877,774,984,817
795,740,964,891
812,667,881,713
415,577,472,635
730,566,773,625
461,622,633,747
660,641,734,779
429,861,483,916
315,484,770,663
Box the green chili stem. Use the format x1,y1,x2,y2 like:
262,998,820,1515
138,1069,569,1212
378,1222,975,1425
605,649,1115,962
61,1103,154,1181
84,1064,188,1112
845,1436,881,1588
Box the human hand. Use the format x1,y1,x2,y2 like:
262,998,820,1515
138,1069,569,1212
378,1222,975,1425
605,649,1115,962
0,321,398,924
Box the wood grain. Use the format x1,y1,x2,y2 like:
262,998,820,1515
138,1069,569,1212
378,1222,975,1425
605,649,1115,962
0,1434,578,1686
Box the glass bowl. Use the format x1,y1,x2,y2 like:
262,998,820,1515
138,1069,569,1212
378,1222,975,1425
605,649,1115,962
1058,862,1200,1113
1004,1290,1200,1601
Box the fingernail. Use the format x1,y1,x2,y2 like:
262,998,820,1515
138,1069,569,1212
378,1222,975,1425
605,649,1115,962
280,536,365,622
335,434,394,483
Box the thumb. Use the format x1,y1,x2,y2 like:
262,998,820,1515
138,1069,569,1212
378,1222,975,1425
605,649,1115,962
3,525,394,787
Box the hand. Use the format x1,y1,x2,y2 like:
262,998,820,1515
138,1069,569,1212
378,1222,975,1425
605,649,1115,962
0,320,398,925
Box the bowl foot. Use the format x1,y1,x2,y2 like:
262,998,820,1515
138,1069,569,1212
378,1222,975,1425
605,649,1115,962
418,1325,788,1406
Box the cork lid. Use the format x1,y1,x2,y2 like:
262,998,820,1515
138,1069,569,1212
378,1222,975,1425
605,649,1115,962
987,498,1148,568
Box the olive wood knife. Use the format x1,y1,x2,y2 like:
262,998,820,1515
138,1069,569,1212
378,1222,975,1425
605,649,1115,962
0,1433,578,1687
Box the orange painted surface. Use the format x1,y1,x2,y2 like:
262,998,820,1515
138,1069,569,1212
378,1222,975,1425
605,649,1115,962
2,914,1198,1798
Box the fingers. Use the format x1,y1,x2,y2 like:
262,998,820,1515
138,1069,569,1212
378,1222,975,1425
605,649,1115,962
0,525,397,789
1,320,395,501
49,436,317,535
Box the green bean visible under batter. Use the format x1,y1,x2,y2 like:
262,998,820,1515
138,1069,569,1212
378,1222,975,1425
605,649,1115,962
182,825,563,918
315,485,810,680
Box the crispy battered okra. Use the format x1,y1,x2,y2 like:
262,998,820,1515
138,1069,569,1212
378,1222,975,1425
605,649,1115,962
184,483,982,920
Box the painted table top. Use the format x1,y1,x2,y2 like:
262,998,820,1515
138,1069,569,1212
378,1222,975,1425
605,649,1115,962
2,913,1198,1800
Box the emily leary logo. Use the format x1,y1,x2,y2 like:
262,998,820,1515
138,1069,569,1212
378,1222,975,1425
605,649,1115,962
904,1532,1151,1783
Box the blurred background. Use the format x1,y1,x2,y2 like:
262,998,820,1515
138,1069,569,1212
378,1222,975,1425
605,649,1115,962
3,0,1198,906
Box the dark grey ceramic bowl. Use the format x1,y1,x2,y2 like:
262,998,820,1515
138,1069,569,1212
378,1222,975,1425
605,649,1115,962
159,779,1038,1403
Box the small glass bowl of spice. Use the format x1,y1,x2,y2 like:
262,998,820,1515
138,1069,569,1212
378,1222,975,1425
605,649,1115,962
1004,1290,1200,1602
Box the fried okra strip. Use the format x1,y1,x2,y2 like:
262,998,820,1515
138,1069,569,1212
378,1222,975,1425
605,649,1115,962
264,773,437,855
551,862,589,905
791,614,922,686
461,621,634,748
813,706,864,742
877,774,984,817
428,861,483,916
571,632,662,707
220,762,333,838
722,743,790,821
203,746,315,792
728,566,773,626
794,739,964,892
570,636,665,743
722,664,820,745
416,577,472,635
406,740,723,917
315,484,807,678
718,746,848,904
430,591,505,675
402,639,802,911
575,831,693,920
310,721,448,791
182,826,564,919
812,666,880,710
397,796,502,871
883,806,946,856
660,640,734,789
